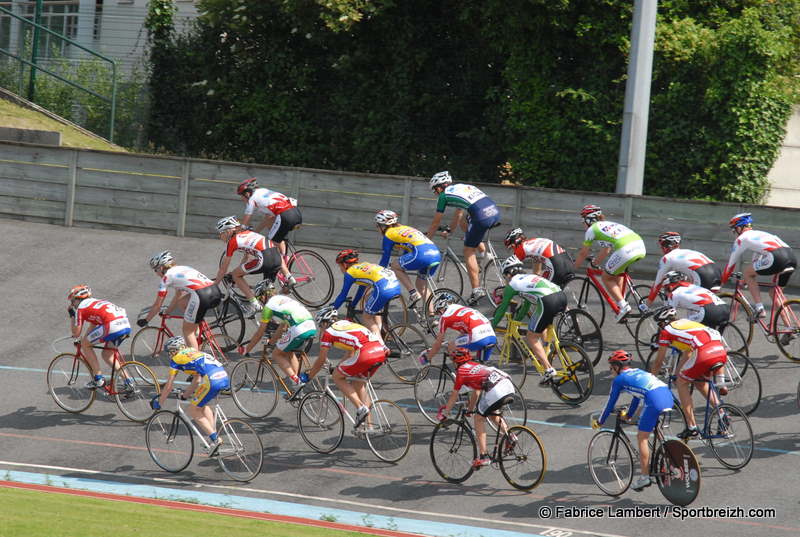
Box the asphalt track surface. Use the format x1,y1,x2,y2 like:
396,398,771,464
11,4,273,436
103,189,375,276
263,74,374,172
1,218,798,537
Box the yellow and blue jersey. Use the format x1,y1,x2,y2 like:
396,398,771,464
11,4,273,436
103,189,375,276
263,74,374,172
378,225,434,266
332,262,400,309
169,348,226,379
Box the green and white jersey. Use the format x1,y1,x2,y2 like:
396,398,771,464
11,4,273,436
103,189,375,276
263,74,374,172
583,221,641,251
436,184,487,212
508,273,561,302
261,295,313,327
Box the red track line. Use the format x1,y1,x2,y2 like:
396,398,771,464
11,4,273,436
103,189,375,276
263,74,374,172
0,480,426,537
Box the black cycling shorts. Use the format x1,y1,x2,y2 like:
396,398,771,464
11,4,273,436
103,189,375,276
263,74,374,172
271,207,302,243
246,247,282,281
529,291,568,333
695,263,722,291
755,247,797,287
550,252,575,288
701,303,730,331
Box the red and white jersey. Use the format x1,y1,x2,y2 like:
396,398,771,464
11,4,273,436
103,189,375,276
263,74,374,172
438,304,491,336
225,230,273,257
513,237,565,263
723,229,789,281
158,266,214,298
649,248,715,301
73,298,127,328
244,188,296,217
658,319,722,352
453,362,508,390
320,320,379,351
667,283,724,313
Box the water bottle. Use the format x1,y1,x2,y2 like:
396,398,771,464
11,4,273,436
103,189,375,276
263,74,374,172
638,303,648,313
298,372,310,383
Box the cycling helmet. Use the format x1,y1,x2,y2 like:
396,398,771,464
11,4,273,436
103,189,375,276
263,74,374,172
653,306,677,325
68,285,92,301
501,256,525,277
580,204,603,224
254,280,276,299
607,349,632,365
661,270,687,290
237,178,258,196
163,336,186,354
314,307,339,325
729,212,752,229
335,249,359,265
149,250,174,270
451,347,472,364
374,210,398,226
504,227,525,249
658,232,682,250
429,171,452,191
432,291,459,314
216,215,241,233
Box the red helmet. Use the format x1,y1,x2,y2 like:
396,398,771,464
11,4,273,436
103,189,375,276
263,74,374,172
335,249,359,264
580,204,602,223
68,285,92,301
237,178,259,196
451,347,472,364
658,232,682,250
608,349,632,365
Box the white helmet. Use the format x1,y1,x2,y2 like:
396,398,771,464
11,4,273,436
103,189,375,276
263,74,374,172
254,279,276,299
163,336,186,353
375,210,398,226
501,256,524,276
315,306,339,325
429,171,452,191
149,250,174,269
433,291,459,314
216,215,241,233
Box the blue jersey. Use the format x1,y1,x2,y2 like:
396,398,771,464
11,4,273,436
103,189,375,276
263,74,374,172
599,368,667,425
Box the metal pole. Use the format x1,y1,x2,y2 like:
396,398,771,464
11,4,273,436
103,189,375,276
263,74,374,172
615,0,658,196
27,0,43,101
109,61,117,142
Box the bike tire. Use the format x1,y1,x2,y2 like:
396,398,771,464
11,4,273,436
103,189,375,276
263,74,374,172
365,400,412,463
653,440,701,506
624,284,654,341
773,298,800,362
209,299,245,348
504,339,529,390
429,420,477,483
719,321,749,356
634,313,660,365
482,258,506,311
434,251,465,298
723,352,762,416
549,340,594,404
145,410,194,473
487,382,528,430
706,403,754,470
562,276,606,328
288,249,334,308
113,361,160,422
229,358,280,418
717,292,754,349
46,353,96,413
384,324,429,384
422,288,465,336
414,365,456,425
499,425,547,491
217,418,264,482
587,430,634,496
556,309,603,366
297,391,344,454
129,326,172,386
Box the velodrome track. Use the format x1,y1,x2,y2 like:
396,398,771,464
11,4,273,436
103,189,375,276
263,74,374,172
1,218,798,537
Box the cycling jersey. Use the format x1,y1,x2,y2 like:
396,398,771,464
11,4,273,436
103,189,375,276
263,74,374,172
320,320,379,351
331,262,401,311
261,295,313,326
649,248,717,301
438,304,492,335
667,283,724,312
169,348,227,379
513,237,566,263
722,229,790,282
583,221,641,250
436,184,500,247
658,319,722,352
599,368,672,432
74,298,130,345
244,187,297,217
157,266,214,297
453,362,507,391
225,230,272,257
491,273,561,327
436,184,489,213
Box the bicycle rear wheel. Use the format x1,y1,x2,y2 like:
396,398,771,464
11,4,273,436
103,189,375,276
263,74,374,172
46,353,96,413
624,284,654,341
414,365,455,424
634,314,660,364
587,430,634,496
556,309,603,366
706,403,753,469
430,420,477,483
434,252,464,298
499,425,547,491
504,340,529,390
129,327,172,386
297,391,344,454
653,440,701,506
113,361,160,422
719,321,749,356
217,418,264,482
722,352,761,415
562,276,606,327
774,298,800,362
365,400,411,463
229,358,280,418
384,324,429,384
145,410,194,473
289,249,334,308
208,299,245,348
718,292,754,349
549,341,594,404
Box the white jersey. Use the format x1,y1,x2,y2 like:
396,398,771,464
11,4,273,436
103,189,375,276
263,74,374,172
724,229,789,274
244,187,296,216
668,283,724,314
158,266,214,297
654,248,714,285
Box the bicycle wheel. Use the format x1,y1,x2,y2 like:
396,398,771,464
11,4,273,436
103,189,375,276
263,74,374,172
422,288,466,336
773,298,800,362
429,420,477,483
383,293,408,331
634,314,660,364
46,353,96,413
297,391,344,454
113,361,160,422
718,292,754,349
722,352,761,415
706,403,753,469
289,249,334,307
384,324,429,383
482,258,506,310
556,309,603,366
229,358,280,418
364,400,412,463
587,430,634,496
549,340,594,404
624,284,654,340
652,440,701,506
208,299,245,348
414,365,455,424
488,383,528,429
434,252,464,298
562,276,606,327
503,339,529,390
217,418,264,482
719,321,749,356
499,425,547,491
129,327,172,385
145,410,194,473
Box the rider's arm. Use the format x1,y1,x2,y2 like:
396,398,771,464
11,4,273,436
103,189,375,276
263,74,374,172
378,236,394,268
627,395,641,418
448,209,464,234
573,244,591,269
255,213,273,234
351,285,367,311
649,344,668,375
598,376,623,425
306,346,331,379
158,373,176,407
491,285,517,327
427,329,447,357
243,320,268,355
441,388,461,416
594,246,611,266
331,273,356,309
513,299,531,323
183,374,201,399
144,294,166,323
721,241,745,284
426,211,445,238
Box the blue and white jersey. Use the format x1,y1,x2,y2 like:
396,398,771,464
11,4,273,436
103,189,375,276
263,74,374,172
599,368,667,424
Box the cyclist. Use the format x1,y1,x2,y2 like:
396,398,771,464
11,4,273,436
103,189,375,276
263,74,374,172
504,227,574,286
213,215,283,315
139,251,222,351
436,348,515,469
661,271,729,330
325,249,401,339
236,178,300,287
573,205,646,322
592,350,673,491
491,257,566,385
67,285,131,389
150,336,230,455
422,291,497,364
648,307,728,439
240,281,317,395
375,209,441,308
722,212,797,319
425,171,501,306
647,232,721,305
304,308,387,426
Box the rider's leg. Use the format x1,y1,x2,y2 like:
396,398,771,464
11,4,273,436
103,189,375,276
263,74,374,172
332,369,364,408
183,321,200,350
676,377,696,429
80,337,101,376
742,265,762,307
187,402,216,437
526,331,554,371
636,430,650,476
231,266,255,300
464,246,480,289
362,312,382,341
390,259,414,293
271,348,299,378
601,272,625,305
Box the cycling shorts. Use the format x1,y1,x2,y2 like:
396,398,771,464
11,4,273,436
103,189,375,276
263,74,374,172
688,303,729,331
679,342,727,381
478,376,515,416
464,198,500,248
363,279,402,315
694,263,722,292
337,341,387,378
547,252,575,287
399,244,441,278
268,207,302,243
605,239,646,276
637,386,674,433
527,291,567,334
184,284,222,324
192,370,230,407
87,317,131,347
754,247,796,287
241,247,282,281
276,320,317,352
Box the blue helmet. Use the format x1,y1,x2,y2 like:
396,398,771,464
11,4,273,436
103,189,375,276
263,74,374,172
728,213,752,229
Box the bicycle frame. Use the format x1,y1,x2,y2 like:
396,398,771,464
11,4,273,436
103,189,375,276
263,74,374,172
499,316,562,376
52,336,128,396
585,265,636,315
148,314,228,365
729,272,788,335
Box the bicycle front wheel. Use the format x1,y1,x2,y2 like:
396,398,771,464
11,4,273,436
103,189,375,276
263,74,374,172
707,403,753,470
297,391,344,454
217,418,264,482
434,252,464,298
430,420,477,483
503,339,529,389
289,249,334,307
365,400,412,463
113,362,160,422
556,309,603,366
499,425,547,491
774,298,800,362
718,292,754,349
562,276,606,327
587,430,634,496
384,324,429,384
414,365,455,424
634,314,660,365
624,284,654,340
549,340,594,404
145,410,194,473
653,440,701,507
723,352,761,415
208,299,245,348
129,327,172,385
46,353,96,413
229,358,280,418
